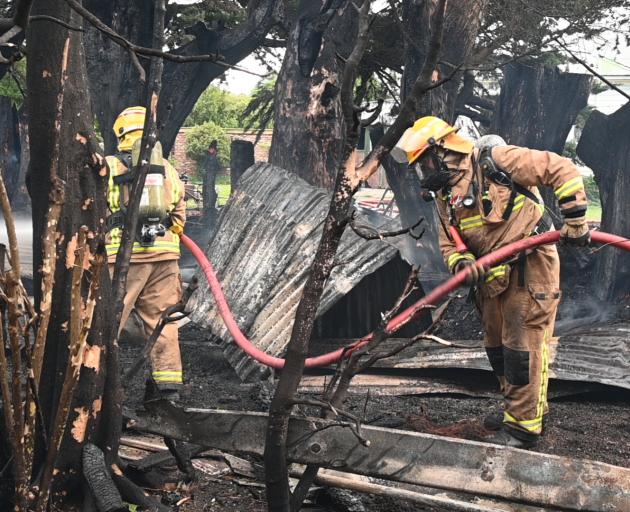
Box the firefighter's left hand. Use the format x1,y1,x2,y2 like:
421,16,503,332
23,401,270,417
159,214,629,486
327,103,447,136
169,222,184,235
560,218,590,247
454,260,486,285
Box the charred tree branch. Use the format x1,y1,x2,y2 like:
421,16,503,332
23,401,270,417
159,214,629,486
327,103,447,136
349,214,424,240
557,39,630,102
62,0,265,76
0,0,34,44
353,0,448,187
29,14,83,32
35,226,90,512
106,0,166,479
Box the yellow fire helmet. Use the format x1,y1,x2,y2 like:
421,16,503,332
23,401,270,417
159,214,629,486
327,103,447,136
113,106,147,139
391,116,474,164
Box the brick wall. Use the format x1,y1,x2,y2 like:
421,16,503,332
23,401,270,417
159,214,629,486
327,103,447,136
171,128,387,188
171,128,273,178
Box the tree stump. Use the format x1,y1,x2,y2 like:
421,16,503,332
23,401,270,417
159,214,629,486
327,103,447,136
577,102,630,299
230,139,255,193
490,62,592,224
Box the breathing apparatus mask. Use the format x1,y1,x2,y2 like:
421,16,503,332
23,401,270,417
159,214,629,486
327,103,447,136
412,146,459,192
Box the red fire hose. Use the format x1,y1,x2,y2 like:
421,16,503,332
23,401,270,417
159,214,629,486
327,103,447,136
181,231,629,369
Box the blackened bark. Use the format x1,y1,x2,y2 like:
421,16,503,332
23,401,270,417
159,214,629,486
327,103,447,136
16,106,29,210
403,0,485,121
0,97,21,202
27,0,110,504
369,125,438,267
385,0,485,271
83,0,152,153
269,0,359,190
577,102,630,299
230,139,254,192
490,62,592,223
84,0,281,155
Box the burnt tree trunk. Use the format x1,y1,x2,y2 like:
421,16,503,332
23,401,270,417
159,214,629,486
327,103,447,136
83,0,152,154
268,0,360,189
27,0,110,505
230,139,254,193
577,102,630,299
405,0,486,121
383,0,485,270
84,0,280,155
490,62,592,223
0,97,21,203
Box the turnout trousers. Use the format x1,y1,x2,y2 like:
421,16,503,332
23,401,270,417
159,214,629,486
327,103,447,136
477,244,560,438
111,260,183,390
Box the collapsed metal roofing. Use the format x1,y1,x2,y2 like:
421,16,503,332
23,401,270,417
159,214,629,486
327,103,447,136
188,163,413,380
308,325,630,390
187,163,629,390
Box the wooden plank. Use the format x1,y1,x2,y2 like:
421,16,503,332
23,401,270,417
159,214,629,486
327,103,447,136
298,374,498,398
130,403,630,511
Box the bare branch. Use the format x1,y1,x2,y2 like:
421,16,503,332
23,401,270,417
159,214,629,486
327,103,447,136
289,397,369,446
29,14,83,32
349,214,424,241
340,0,373,145
352,0,448,188
556,39,630,102
359,98,384,127
62,0,266,76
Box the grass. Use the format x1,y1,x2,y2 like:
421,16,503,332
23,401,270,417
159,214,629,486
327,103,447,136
216,181,231,206
587,202,602,222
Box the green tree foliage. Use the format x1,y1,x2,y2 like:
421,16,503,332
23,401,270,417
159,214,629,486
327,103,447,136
185,121,231,167
0,60,26,107
583,175,601,206
186,85,250,128
241,74,276,135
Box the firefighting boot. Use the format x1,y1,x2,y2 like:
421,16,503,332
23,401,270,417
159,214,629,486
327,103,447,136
144,379,180,403
485,426,538,449
484,412,548,433
483,411,504,431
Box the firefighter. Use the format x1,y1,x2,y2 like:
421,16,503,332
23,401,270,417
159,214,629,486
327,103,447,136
106,106,186,400
393,116,589,448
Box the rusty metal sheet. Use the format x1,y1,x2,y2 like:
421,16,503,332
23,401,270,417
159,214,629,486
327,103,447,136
131,404,630,511
187,164,405,380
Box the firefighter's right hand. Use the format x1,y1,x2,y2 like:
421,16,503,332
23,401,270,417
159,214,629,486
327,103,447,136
560,217,590,247
454,260,486,285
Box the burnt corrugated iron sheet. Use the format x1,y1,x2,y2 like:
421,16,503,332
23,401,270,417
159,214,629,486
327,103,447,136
309,327,630,390
187,163,400,380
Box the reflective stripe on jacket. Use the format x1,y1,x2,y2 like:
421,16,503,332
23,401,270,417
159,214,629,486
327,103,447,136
106,155,186,263
436,146,587,294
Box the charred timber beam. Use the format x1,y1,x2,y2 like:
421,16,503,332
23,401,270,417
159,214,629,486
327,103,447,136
129,403,630,511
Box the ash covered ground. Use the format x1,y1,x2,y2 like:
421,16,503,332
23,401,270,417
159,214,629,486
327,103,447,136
122,315,630,511
122,232,629,510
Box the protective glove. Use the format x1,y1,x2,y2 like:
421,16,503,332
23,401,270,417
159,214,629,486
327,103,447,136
560,216,590,246
169,221,184,235
454,259,486,285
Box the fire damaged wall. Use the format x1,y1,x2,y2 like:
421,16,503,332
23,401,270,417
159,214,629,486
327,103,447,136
187,163,432,380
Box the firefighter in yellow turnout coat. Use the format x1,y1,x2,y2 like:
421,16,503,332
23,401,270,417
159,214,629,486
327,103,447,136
393,117,589,448
106,107,186,398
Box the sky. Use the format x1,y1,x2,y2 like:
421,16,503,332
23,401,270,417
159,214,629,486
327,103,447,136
173,1,630,99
